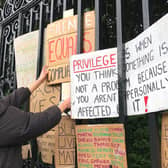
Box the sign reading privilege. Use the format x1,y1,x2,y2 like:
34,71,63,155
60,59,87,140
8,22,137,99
70,48,118,119
76,124,127,168
46,11,95,85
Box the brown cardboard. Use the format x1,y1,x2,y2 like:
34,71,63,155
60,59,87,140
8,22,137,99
48,63,70,85
55,116,76,168
83,29,95,53
47,33,77,67
161,112,168,167
76,124,128,168
47,11,95,39
30,80,60,113
29,80,60,164
37,130,56,164
22,144,32,160
46,11,95,85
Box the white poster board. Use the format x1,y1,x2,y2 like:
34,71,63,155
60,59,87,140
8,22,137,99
70,48,118,119
126,14,168,116
62,82,71,101
14,30,39,88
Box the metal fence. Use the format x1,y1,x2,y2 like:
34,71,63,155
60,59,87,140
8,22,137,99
0,0,167,167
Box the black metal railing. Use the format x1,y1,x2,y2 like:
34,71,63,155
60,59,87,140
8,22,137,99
0,0,167,167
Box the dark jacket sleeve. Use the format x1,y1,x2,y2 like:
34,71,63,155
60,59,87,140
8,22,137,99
2,87,31,108
0,105,62,147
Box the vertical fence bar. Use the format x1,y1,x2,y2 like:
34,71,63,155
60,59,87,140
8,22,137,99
142,1,161,168
18,13,23,36
0,22,6,80
0,23,2,78
116,0,128,167
31,1,45,164
95,0,100,50
18,7,35,167
77,0,83,54
116,0,127,123
142,0,150,28
50,0,55,23
37,1,45,76
29,5,37,165
76,0,84,164
61,0,68,103
29,8,33,32
63,0,67,12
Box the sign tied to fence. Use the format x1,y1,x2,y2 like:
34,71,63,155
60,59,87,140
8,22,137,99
76,124,127,168
46,11,95,85
161,112,168,168
55,116,76,168
14,30,39,88
126,13,168,116
29,81,60,164
70,48,118,119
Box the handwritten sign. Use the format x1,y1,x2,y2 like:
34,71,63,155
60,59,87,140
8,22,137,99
14,30,39,88
48,63,70,84
70,48,118,119
46,11,95,85
55,116,76,168
126,13,168,116
29,81,60,163
30,81,60,113
76,124,127,168
161,112,168,167
37,130,55,164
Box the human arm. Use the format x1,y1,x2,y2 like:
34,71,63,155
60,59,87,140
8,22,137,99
58,97,71,113
0,98,71,146
1,87,31,108
28,65,48,93
1,66,48,108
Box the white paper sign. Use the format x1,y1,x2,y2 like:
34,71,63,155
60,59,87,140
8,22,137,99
70,48,118,119
14,30,39,88
126,13,168,116
62,82,71,101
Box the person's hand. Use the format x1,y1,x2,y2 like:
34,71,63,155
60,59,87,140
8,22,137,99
28,65,48,93
38,65,48,82
58,97,71,113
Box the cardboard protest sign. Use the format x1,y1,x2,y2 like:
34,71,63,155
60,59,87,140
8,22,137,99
29,81,60,163
126,13,168,116
37,130,55,164
14,30,39,88
161,112,168,167
55,116,76,168
70,48,118,119
30,81,60,113
46,11,95,85
48,63,70,85
76,124,127,168
22,144,32,160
